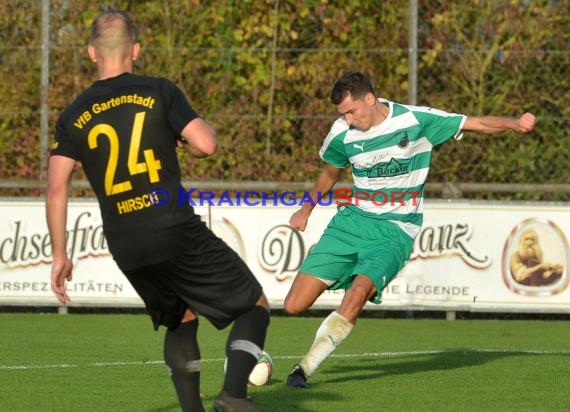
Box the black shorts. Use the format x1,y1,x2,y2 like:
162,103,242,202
123,221,263,331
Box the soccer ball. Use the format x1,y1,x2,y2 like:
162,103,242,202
249,351,273,386
224,351,273,386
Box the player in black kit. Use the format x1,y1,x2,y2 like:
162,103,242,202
46,8,269,412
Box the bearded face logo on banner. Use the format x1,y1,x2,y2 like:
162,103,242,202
502,218,569,296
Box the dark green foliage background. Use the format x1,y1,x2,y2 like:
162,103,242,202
0,1,568,199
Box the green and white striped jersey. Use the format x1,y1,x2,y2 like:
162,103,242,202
320,99,466,239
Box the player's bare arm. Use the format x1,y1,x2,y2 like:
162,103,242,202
46,155,76,304
462,112,536,134
179,118,217,157
289,164,343,231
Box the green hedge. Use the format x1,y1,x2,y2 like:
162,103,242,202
1,1,568,199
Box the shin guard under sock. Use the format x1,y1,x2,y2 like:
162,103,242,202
300,311,353,377
164,319,204,412
224,306,270,398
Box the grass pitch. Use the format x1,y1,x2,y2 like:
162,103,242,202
1,313,569,411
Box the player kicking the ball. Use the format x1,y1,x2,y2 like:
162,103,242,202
284,70,536,388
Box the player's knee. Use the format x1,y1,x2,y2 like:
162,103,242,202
351,278,376,299
255,292,271,312
283,296,305,315
180,308,198,323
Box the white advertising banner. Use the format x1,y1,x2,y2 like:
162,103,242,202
1,200,140,306
209,201,570,312
1,200,569,312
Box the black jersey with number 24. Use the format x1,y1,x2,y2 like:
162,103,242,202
51,72,201,270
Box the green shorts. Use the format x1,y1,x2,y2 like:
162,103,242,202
300,206,414,304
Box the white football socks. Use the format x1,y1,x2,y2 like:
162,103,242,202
299,311,354,377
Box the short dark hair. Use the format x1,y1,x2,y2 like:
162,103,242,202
89,7,138,46
330,71,376,105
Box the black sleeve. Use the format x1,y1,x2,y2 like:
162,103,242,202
163,80,200,135
50,114,79,160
